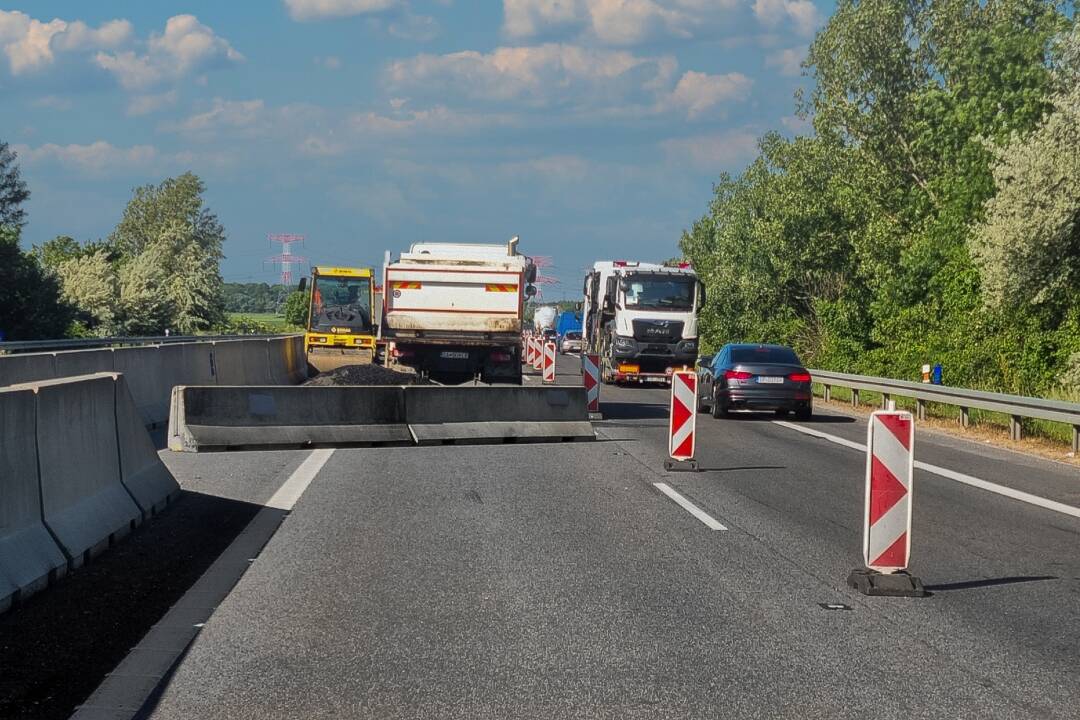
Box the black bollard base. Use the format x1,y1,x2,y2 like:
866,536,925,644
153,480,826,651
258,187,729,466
847,569,927,598
663,459,698,472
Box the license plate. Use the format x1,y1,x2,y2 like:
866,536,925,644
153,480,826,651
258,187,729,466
757,376,783,384
440,351,469,360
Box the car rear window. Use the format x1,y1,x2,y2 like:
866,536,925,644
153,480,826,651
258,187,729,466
566,332,581,340
731,346,801,365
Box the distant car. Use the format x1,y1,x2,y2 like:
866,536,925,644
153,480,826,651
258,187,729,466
560,330,583,354
541,328,558,345
696,343,812,419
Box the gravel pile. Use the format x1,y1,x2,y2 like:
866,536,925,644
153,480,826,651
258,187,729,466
304,363,423,386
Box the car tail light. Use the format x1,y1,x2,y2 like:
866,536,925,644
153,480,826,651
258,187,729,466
724,370,753,380
490,351,512,363
788,372,812,383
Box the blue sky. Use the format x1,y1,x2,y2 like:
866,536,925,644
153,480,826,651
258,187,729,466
1,0,830,296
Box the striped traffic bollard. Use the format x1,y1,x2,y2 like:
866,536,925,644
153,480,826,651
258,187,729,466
526,337,535,366
848,410,926,597
664,370,697,472
543,341,556,384
583,353,601,419
533,339,544,371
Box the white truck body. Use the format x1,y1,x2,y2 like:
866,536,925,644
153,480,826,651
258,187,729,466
381,239,535,382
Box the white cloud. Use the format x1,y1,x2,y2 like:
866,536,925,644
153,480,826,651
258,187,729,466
285,0,399,21
502,0,741,45
127,90,179,116
94,15,243,90
752,0,821,37
0,10,131,75
661,129,760,170
13,141,158,175
667,70,752,117
764,45,804,77
385,43,677,111
170,98,266,133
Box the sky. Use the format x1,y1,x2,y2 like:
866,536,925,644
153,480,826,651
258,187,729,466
0,0,830,297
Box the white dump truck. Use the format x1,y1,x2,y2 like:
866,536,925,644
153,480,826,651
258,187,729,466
582,260,704,384
380,237,537,384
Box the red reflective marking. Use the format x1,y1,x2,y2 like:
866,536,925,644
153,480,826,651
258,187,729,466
877,413,912,451
672,433,693,458
870,531,908,568
671,396,691,431
869,456,907,525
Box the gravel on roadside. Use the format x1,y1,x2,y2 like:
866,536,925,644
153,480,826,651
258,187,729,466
303,363,423,386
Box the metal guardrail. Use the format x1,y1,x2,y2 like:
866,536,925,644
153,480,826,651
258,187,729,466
810,369,1080,452
0,334,296,354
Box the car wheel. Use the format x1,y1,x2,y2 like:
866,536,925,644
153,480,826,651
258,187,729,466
697,391,709,413
795,406,812,420
711,387,727,418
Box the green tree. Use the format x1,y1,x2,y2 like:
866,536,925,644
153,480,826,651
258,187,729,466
0,226,73,340
0,141,30,229
56,248,119,335
283,290,309,327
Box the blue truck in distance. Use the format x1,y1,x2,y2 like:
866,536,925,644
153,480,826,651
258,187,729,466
556,310,582,340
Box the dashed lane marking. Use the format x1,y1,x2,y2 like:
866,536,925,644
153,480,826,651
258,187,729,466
773,421,1080,521
266,448,336,511
653,482,728,530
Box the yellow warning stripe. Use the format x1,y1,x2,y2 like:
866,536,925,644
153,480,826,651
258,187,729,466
392,281,422,290
484,284,518,292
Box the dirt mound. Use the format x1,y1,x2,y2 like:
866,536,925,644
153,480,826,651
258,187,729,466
304,363,422,386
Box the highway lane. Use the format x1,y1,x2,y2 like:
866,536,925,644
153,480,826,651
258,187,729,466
116,354,1080,718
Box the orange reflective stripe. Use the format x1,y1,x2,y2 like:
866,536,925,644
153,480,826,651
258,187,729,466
392,281,422,290
484,284,518,292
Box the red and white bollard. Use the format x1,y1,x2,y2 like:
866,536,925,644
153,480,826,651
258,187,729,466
533,339,544,371
848,410,925,596
525,337,535,366
582,353,601,418
664,370,697,471
542,341,556,384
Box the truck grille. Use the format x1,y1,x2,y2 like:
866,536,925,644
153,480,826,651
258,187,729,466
632,320,683,343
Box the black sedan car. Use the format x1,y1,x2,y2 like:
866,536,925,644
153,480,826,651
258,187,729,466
696,343,812,419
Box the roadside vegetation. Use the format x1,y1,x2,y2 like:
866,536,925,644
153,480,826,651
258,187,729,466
681,1,1080,405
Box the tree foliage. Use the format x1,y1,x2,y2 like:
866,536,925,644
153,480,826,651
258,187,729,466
0,226,73,340
283,290,309,327
0,141,30,229
683,1,1078,394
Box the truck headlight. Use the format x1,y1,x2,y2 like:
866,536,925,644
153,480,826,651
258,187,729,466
614,335,635,350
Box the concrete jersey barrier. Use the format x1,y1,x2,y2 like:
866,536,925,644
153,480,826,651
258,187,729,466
167,384,595,451
28,374,143,568
169,385,411,451
0,387,68,614
114,374,181,516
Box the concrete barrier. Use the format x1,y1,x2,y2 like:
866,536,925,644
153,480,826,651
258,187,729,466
0,387,68,613
113,346,168,426
53,348,116,377
405,386,595,444
33,374,142,568
114,374,180,516
0,351,58,387
177,341,217,386
168,385,410,451
212,340,270,385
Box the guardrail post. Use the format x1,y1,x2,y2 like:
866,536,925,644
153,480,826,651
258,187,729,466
959,407,970,428
1010,415,1022,442
1073,426,1079,454
851,389,859,408
916,399,926,421
824,384,831,402
881,393,891,410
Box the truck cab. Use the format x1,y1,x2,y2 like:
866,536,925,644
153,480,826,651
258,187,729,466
582,261,704,384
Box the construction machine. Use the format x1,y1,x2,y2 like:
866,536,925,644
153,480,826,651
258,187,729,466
298,266,377,374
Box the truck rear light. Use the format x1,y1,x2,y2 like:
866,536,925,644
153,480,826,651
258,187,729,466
392,348,414,358
788,372,812,383
724,370,753,380
618,363,640,374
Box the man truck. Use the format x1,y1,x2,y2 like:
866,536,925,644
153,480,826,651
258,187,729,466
380,237,537,384
581,260,704,385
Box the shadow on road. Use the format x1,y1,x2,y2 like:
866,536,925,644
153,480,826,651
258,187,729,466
600,401,670,420
696,465,787,472
923,575,1059,592
0,491,263,720
715,412,856,424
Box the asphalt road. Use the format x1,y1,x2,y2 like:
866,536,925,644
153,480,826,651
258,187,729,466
93,354,1080,718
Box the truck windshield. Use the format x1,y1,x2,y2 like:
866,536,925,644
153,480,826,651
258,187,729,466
311,276,372,333
623,275,695,311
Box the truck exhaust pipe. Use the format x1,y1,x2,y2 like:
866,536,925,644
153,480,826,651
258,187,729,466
508,235,520,256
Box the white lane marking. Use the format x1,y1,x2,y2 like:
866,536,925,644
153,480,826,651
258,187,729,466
653,482,728,530
773,421,1080,520
266,448,335,511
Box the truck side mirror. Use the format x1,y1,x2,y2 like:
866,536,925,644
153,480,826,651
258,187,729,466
697,280,706,307
298,277,307,292
525,285,537,299
525,265,537,284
